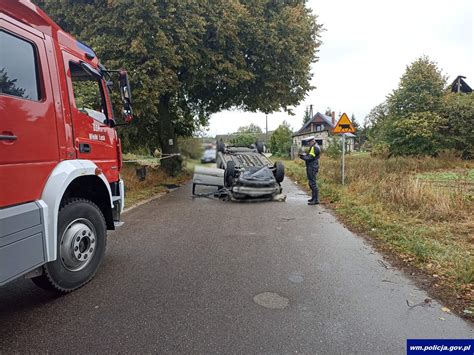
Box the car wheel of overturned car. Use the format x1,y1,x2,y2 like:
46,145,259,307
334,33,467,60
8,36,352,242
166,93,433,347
217,140,225,153
274,161,285,183
224,161,235,187
255,141,264,154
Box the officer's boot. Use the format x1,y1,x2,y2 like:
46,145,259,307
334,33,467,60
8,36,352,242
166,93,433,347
308,190,319,205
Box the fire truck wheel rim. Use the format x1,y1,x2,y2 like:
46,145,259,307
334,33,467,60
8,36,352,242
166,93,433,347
60,218,97,272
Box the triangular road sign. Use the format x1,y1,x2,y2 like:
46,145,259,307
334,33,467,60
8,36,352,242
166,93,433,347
333,113,355,134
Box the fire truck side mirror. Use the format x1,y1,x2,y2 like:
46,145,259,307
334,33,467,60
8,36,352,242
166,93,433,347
119,70,133,123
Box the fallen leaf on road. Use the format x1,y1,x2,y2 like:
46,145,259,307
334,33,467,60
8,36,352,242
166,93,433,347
439,317,446,321
441,307,451,313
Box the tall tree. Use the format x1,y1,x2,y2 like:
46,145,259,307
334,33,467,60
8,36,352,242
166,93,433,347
269,121,293,157
368,57,449,156
302,109,311,127
388,56,446,116
37,0,322,174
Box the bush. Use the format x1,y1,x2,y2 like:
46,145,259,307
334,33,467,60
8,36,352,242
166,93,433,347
230,133,258,147
387,112,445,156
325,137,342,159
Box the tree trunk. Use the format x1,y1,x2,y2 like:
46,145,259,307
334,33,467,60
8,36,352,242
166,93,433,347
158,94,182,176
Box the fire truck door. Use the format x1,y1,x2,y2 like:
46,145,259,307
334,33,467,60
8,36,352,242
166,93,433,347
61,51,118,182
0,22,59,207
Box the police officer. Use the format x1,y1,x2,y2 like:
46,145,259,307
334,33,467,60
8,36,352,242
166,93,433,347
299,136,321,205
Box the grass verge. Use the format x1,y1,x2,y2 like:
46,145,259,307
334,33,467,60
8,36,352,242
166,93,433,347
121,155,193,208
284,155,473,320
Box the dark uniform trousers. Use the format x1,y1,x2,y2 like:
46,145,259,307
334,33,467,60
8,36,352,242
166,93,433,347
306,160,319,200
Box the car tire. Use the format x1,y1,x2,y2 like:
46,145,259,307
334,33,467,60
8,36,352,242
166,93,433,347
216,154,224,169
217,140,225,153
274,161,285,183
224,161,235,187
32,198,107,293
255,141,264,154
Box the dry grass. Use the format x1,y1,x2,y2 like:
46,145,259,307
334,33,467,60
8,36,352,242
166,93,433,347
320,154,473,222
284,154,474,317
121,161,191,207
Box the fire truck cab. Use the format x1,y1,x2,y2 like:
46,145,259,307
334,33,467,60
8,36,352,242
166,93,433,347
0,1,133,292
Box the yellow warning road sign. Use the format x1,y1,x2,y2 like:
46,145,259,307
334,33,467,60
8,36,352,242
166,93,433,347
333,113,355,134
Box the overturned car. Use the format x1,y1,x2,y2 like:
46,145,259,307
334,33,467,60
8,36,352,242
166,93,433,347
192,141,285,200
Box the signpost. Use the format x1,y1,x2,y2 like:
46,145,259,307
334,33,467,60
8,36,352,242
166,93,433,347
332,113,355,185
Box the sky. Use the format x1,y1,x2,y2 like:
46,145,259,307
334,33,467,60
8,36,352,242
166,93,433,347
206,0,473,136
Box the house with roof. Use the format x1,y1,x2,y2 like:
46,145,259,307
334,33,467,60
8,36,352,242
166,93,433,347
292,111,356,152
449,75,472,94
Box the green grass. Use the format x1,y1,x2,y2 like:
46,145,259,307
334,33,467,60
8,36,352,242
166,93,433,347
416,169,474,183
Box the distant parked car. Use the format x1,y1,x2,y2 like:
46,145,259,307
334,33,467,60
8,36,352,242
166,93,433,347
201,149,217,164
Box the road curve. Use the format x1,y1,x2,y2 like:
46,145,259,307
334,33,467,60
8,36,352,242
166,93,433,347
0,178,472,353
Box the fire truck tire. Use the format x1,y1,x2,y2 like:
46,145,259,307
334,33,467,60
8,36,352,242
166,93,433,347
274,161,285,183
32,198,107,293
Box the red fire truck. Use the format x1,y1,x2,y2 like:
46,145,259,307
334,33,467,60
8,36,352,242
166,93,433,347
0,1,133,292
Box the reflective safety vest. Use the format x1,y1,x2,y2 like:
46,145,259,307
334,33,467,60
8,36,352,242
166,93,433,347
309,146,316,157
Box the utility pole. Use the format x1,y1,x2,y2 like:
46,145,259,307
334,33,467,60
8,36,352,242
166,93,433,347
265,114,268,135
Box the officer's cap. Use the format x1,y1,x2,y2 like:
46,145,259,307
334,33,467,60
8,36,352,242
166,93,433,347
302,136,315,143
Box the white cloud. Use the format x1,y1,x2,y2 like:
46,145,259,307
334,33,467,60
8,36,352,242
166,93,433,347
207,0,473,135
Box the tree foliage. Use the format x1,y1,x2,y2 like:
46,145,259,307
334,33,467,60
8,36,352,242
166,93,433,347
366,56,472,158
269,121,292,157
37,0,322,174
302,109,311,126
440,93,474,158
230,132,259,147
231,123,263,146
325,137,342,159
387,56,446,116
237,123,262,134
0,68,26,98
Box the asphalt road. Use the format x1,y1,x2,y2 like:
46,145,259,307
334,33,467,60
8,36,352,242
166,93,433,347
0,179,472,354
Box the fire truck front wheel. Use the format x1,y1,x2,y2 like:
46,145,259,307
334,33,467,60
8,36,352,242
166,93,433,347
32,199,107,293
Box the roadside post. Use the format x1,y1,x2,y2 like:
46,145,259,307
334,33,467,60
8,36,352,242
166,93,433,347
342,133,345,185
332,113,356,185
